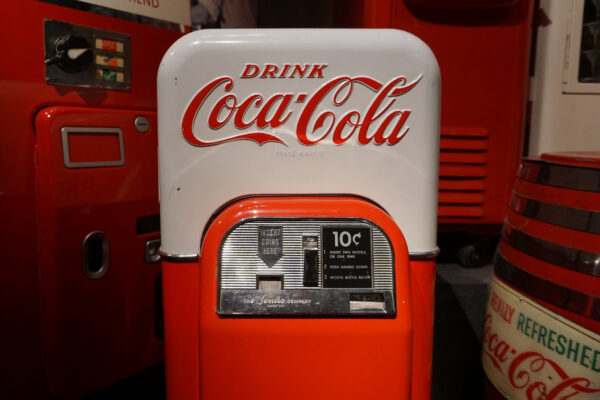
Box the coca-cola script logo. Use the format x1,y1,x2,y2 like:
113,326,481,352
483,314,600,400
181,63,421,146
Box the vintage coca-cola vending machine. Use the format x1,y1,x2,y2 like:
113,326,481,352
0,1,188,398
158,29,440,399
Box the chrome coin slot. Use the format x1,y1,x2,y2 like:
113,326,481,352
303,235,319,287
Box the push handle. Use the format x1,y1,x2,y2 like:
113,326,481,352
81,231,110,279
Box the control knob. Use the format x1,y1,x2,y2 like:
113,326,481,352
45,34,92,73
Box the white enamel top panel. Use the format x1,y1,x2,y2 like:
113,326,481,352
158,29,440,256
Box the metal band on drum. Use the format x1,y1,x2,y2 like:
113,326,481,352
494,251,600,322
518,160,600,193
513,178,600,212
502,223,600,277
510,194,600,234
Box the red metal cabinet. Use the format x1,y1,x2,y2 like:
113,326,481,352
334,0,534,227
0,1,184,396
34,107,163,398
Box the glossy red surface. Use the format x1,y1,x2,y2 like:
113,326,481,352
0,1,183,396
409,259,436,400
541,152,600,169
163,197,435,400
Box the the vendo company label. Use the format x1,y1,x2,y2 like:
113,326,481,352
483,276,600,399
182,63,421,147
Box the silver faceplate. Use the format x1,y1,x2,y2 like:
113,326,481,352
217,219,396,317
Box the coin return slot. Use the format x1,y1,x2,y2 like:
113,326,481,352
81,231,110,279
303,235,319,287
256,275,283,290
349,293,385,312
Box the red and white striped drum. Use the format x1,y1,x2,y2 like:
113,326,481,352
483,152,600,399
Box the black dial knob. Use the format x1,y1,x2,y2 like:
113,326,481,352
46,34,93,73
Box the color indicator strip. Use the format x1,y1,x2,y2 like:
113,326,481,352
96,69,124,83
96,55,124,68
95,38,124,53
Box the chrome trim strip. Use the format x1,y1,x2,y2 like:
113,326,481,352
511,193,600,234
502,223,600,277
158,249,198,263
219,289,396,317
37,0,184,31
61,127,125,168
409,247,440,260
157,249,439,263
519,160,600,193
494,251,600,322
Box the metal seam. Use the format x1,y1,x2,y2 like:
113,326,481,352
158,250,198,263
159,249,440,263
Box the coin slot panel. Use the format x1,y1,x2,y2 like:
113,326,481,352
218,219,395,316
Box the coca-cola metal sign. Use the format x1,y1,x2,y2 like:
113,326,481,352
483,277,600,400
158,29,441,257
181,63,421,146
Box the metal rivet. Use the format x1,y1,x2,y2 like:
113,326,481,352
134,115,150,133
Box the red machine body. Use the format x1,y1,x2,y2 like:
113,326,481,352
335,0,534,227
162,197,436,400
0,1,186,397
